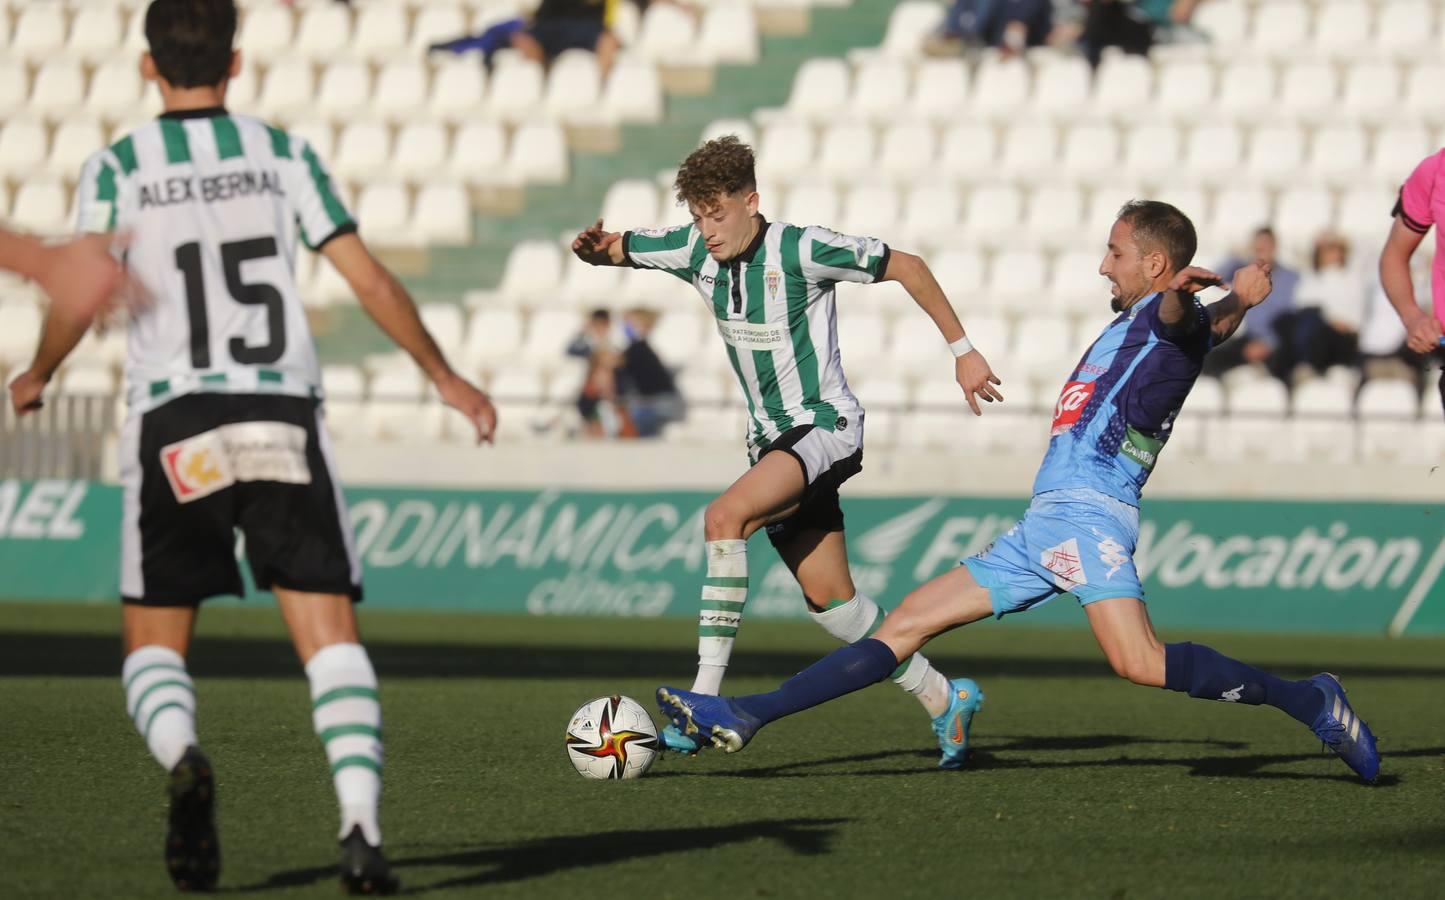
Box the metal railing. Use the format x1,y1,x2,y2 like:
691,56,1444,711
0,392,116,480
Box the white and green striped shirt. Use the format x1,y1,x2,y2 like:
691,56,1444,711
623,218,889,448
74,108,355,411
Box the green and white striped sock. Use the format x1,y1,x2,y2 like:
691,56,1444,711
122,645,197,770
306,642,383,846
809,593,952,718
692,539,748,695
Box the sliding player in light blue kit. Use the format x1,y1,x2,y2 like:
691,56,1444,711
657,200,1381,783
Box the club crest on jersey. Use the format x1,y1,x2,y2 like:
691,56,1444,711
1051,381,1095,435
765,267,782,300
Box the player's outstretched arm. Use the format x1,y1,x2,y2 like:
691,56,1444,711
571,219,626,266
1158,266,1223,339
1379,218,1442,353
322,233,497,443
881,249,1003,416
5,230,130,415
1205,260,1273,345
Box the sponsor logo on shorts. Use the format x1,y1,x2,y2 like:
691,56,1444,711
159,421,311,504
1051,381,1095,436
1040,538,1087,590
1094,529,1130,580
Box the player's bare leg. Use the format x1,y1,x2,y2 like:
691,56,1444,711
1082,597,1166,686
873,565,996,660
275,589,397,895
689,450,805,695
779,529,956,718
121,605,216,891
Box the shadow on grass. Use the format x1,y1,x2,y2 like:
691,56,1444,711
7,632,1445,683
651,736,1437,786
224,817,848,894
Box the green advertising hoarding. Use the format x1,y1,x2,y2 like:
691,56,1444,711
2,479,1442,635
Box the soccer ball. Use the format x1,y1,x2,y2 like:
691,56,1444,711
565,695,659,780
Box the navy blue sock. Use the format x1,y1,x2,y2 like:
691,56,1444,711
733,639,899,725
1163,642,1325,726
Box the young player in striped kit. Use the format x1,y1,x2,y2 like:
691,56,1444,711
572,136,1003,766
9,1,495,893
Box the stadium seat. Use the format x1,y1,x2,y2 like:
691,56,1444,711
601,60,664,123
0,302,42,367
67,5,124,63
556,256,622,309
321,364,366,403
909,59,969,122
970,56,1030,121
518,310,583,373
0,60,27,116
448,121,509,185
224,64,257,110
1340,62,1401,124
59,363,116,397
877,1,946,60
1358,379,1420,419
355,183,412,246
1278,62,1338,121
508,123,569,184
888,316,958,377
1047,249,1107,315
1357,379,1424,462
372,62,429,122
332,122,392,180
1369,126,1429,184
650,312,707,370
1212,376,1293,462
488,59,545,122
1031,55,1091,119
786,58,851,124
1191,0,1249,46
990,249,1049,307
878,122,937,184
1375,1,1436,58
1060,124,1119,183
308,254,355,306
1288,379,1356,463
676,371,730,410
237,3,294,64
853,60,910,123
258,60,316,119
782,183,840,229
411,5,468,53
295,2,350,61
429,58,487,121
1121,124,1181,179
1249,1,1311,57
85,59,146,119
1215,61,1276,123
817,123,876,182
833,311,889,370
461,308,525,375
412,184,472,245
1403,64,1445,125
938,123,997,182
0,120,48,178
700,118,756,149
1309,125,1369,187
1147,186,1207,225
288,119,335,163
998,124,1057,179
1244,124,1305,187
10,179,69,235
1022,186,1084,250
961,185,1023,248
30,61,86,119
900,183,961,246
1090,53,1152,118
1336,186,1396,245
697,5,759,64
10,3,66,62
1273,187,1336,254
635,2,698,66
351,4,406,61
488,241,565,309
544,50,602,121
840,185,900,240
1207,188,1271,248
316,61,371,120
1313,2,1373,61
391,122,449,181
47,121,105,179
417,303,466,361
756,122,816,182
1153,61,1213,119
601,180,660,230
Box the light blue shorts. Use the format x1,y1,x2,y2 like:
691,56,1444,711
962,488,1144,619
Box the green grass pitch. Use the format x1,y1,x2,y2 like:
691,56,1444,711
3,601,1443,898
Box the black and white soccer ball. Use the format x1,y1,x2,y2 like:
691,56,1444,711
565,695,659,780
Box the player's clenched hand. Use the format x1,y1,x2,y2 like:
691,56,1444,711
1229,261,1273,308
955,350,1003,416
437,373,498,444
8,369,47,416
1403,309,1444,355
1168,266,1223,295
571,218,621,265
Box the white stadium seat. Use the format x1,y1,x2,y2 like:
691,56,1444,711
853,60,910,123
519,310,583,373
635,2,698,66
0,303,43,367
1404,65,1445,125
1208,188,1271,246
321,365,366,402
1340,62,1400,124
288,120,335,164
1249,1,1311,57
756,122,816,182
1048,249,1108,315
910,59,968,122
1309,125,1368,186
0,120,48,178
878,1,945,60
492,241,564,308
1121,124,1181,179
332,122,392,180
1336,187,1396,245
701,118,756,149
544,50,602,121
258,60,316,119
412,184,471,245
488,59,545,122
224,65,257,110
602,60,664,123
1060,124,1119,183
411,5,468,53
1022,186,1084,250
834,312,889,370
601,180,660,230
86,59,146,119
462,309,525,374
1154,61,1213,119
430,59,487,121
970,56,1030,120
60,364,116,397
316,61,371,120
786,58,851,124
962,185,1023,247
938,123,996,182
1091,53,1152,118
1011,316,1074,384
841,185,901,240
352,4,406,61
448,121,510,185
1371,126,1431,184
1212,377,1293,462
10,3,67,62
1358,379,1420,419
782,184,840,229
30,61,86,119
1192,0,1249,45
998,124,1056,178
879,123,937,183
817,123,876,182
1290,380,1356,464
373,62,429,121
1182,124,1242,185
419,304,466,359
557,257,622,309
1278,62,1338,121
1031,56,1091,119
10,179,69,235
392,122,449,180
356,183,412,246
507,123,569,184
901,184,961,245
697,6,759,64
930,248,984,299
1313,2,1373,60
990,249,1049,307
68,5,124,63
1244,124,1305,187
237,4,294,64
295,3,351,61
650,313,707,369
1274,188,1335,255
1215,61,1276,122
1375,2,1436,58
0,60,27,116
47,121,105,179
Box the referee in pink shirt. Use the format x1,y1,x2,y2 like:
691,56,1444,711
1381,147,1445,417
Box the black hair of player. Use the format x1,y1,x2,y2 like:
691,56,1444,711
145,0,238,89
1116,200,1197,273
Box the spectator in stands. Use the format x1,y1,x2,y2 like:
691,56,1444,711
1294,232,1364,374
567,308,616,360
616,308,684,438
926,0,1056,58
1078,0,1202,67
1205,227,1301,382
576,346,634,439
432,1,669,76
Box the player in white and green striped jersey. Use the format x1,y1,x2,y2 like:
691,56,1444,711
8,1,496,893
573,136,1004,766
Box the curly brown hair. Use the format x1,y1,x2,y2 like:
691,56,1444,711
674,136,757,210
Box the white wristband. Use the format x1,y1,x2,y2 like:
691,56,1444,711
948,336,975,358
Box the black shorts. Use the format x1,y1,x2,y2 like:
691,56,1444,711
119,393,361,607
528,18,607,61
754,423,864,551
